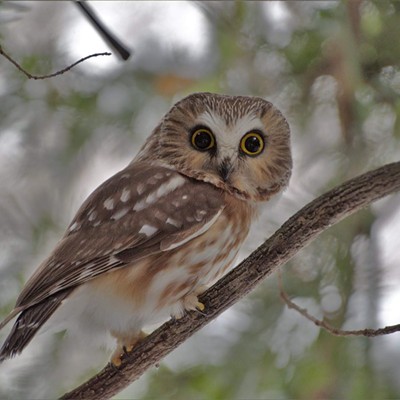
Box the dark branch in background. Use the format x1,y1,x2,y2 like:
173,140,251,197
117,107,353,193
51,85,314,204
74,0,131,60
0,46,111,80
0,0,131,80
61,161,400,400
278,272,400,337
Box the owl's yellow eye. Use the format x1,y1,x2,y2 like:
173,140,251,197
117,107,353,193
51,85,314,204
191,128,215,151
240,132,265,156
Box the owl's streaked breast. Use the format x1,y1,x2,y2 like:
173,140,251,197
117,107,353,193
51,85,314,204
79,193,255,334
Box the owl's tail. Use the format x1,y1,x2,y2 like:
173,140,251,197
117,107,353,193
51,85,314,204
0,308,23,331
0,289,71,362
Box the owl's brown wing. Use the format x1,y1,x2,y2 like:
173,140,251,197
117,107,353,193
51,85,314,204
0,162,225,361
15,162,225,311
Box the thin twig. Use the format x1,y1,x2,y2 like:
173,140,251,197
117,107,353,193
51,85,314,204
60,161,400,400
75,1,131,60
278,271,400,337
0,46,111,80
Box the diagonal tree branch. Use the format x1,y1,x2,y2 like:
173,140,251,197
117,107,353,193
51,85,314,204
61,161,400,400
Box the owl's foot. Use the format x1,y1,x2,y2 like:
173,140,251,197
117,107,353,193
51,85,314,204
110,330,147,367
170,287,207,319
183,287,207,313
196,301,205,311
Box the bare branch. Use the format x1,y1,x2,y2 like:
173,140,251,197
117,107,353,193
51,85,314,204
75,1,131,60
61,161,400,400
0,46,111,80
278,272,400,337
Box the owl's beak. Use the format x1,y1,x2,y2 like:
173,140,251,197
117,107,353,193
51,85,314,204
218,158,234,182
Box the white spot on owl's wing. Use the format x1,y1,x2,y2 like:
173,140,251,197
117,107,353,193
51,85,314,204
68,221,80,232
139,224,158,237
104,197,114,210
136,183,146,195
152,175,186,201
88,210,97,221
111,207,130,221
133,175,186,212
120,188,131,203
166,217,182,228
154,172,164,180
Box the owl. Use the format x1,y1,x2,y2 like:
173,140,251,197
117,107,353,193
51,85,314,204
0,92,292,366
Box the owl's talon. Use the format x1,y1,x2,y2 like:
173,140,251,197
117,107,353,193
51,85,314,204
196,301,205,311
110,330,147,366
111,354,123,368
123,344,134,354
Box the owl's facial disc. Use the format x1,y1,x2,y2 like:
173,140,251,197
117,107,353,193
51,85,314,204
193,112,267,186
138,93,292,201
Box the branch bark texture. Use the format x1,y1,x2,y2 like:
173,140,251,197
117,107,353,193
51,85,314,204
61,161,400,400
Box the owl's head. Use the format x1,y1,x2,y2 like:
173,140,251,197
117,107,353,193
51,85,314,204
136,93,292,202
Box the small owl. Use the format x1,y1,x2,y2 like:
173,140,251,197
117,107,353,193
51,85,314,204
0,92,292,366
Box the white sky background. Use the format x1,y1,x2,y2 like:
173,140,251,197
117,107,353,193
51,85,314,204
0,1,399,397
62,1,213,76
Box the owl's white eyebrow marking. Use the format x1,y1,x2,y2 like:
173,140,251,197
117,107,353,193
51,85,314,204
196,110,264,150
139,224,158,237
111,207,129,220
232,114,264,136
133,175,186,212
103,197,115,210
120,188,131,202
197,111,227,133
